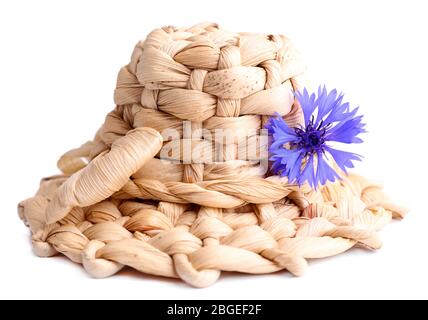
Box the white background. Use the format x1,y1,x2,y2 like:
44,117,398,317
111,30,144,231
0,0,427,299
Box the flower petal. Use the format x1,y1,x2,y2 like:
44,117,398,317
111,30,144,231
299,154,316,187
325,146,362,174
316,87,338,125
296,88,316,126
326,115,365,144
317,153,340,184
288,153,305,183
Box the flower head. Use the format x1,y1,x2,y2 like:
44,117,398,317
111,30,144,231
266,86,366,188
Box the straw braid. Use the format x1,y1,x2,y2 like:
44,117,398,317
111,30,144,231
112,177,294,208
21,173,406,287
18,23,407,287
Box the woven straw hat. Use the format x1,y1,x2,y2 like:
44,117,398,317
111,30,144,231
18,23,407,287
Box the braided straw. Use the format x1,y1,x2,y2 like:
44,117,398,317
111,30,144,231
18,23,408,287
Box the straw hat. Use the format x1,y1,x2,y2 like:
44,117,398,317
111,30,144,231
18,23,407,287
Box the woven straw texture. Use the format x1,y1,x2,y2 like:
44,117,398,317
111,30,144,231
18,23,408,287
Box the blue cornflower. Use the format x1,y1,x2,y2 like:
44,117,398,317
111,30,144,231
266,86,366,188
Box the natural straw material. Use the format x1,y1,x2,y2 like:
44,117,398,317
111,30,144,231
18,23,408,287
